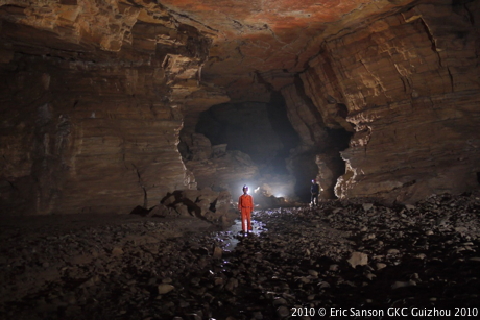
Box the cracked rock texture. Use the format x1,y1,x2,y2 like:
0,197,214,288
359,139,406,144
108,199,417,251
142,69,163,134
327,2,480,202
1,0,212,215
1,0,480,215
284,1,480,203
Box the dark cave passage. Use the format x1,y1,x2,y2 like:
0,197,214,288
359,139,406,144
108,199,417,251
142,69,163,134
288,151,318,202
284,76,355,203
264,92,300,175
195,93,299,175
288,125,353,203
192,84,356,204
188,92,306,205
324,127,354,199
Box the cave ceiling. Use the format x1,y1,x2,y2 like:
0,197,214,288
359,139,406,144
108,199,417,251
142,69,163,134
0,0,420,102
163,0,419,101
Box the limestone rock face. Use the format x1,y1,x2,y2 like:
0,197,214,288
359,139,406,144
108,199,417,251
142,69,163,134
0,0,212,215
161,188,234,224
158,0,419,101
0,56,194,215
282,84,330,148
299,1,480,203
281,82,352,201
181,133,259,195
1,0,480,214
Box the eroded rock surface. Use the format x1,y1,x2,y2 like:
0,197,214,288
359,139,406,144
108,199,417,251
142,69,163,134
161,187,236,225
180,132,259,193
298,2,480,203
1,0,480,214
0,0,213,215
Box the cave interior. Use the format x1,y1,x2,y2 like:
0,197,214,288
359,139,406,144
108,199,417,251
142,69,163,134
1,0,479,215
1,0,480,319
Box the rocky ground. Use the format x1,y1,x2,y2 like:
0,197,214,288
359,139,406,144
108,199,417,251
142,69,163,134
1,192,480,320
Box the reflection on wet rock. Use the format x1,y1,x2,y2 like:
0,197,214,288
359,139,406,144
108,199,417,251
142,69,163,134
1,192,480,319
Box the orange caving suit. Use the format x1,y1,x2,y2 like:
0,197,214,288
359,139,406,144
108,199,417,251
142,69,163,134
238,194,254,231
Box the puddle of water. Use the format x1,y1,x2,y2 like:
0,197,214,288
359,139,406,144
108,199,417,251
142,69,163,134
210,214,267,253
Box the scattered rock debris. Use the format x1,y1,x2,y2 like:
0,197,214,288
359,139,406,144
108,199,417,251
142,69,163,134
1,192,480,319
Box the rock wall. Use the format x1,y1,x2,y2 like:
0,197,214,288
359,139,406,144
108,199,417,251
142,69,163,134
281,82,352,200
0,0,211,215
0,55,193,215
180,132,259,196
2,0,479,214
298,0,480,203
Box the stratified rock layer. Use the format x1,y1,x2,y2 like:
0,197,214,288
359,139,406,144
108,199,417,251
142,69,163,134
0,1,211,215
1,0,480,214
160,0,419,101
298,1,480,203
0,58,189,215
282,83,352,200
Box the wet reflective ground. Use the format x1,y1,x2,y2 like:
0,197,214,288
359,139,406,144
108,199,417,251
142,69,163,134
3,195,480,320
210,212,268,254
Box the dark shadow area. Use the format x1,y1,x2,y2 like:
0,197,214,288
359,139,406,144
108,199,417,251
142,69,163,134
264,91,300,174
325,127,354,198
336,103,349,122
323,101,355,198
195,95,299,175
196,108,222,144
287,77,324,202
327,126,353,151
289,151,319,202
154,190,201,217
287,78,355,202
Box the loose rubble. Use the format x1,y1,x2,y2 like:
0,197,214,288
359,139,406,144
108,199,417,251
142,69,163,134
1,192,480,319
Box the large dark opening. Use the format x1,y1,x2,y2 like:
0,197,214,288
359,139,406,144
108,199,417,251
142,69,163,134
290,127,353,202
196,93,299,175
288,151,319,202
324,127,354,199
285,77,355,202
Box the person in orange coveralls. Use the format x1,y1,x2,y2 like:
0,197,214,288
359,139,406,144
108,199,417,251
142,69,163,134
238,185,254,232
